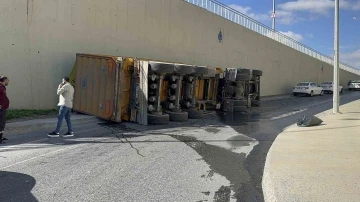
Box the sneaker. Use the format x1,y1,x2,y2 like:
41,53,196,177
1,137,8,141
62,132,74,137
47,132,60,137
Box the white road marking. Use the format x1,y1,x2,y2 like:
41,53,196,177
271,108,308,120
0,144,83,170
0,127,99,151
0,127,116,170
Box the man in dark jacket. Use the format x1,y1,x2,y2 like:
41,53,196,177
0,76,10,144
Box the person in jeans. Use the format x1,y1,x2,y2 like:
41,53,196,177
0,76,10,144
48,77,75,137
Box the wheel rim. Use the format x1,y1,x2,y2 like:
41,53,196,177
311,91,314,96
321,91,324,95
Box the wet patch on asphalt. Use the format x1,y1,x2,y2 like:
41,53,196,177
226,135,254,148
171,135,252,202
204,127,221,134
214,186,231,202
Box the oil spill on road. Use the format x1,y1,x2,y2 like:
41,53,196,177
170,134,255,202
204,127,221,134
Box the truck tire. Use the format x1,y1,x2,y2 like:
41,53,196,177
233,100,248,106
233,106,248,112
237,69,262,76
187,109,204,119
148,113,170,125
192,66,208,76
236,74,251,81
252,70,263,76
149,62,174,74
252,100,260,107
165,111,188,122
237,68,251,74
174,64,193,75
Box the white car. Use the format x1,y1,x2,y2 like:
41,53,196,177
320,81,343,94
293,82,324,97
348,80,360,91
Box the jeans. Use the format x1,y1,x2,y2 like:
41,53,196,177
0,109,6,132
55,106,72,133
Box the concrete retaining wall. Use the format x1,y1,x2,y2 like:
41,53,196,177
1,0,359,109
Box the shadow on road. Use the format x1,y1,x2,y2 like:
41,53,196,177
0,171,38,202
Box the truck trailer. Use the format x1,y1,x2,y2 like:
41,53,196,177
71,53,262,125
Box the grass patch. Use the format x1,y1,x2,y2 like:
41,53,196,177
6,109,58,120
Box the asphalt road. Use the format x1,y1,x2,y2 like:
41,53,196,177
1,91,360,202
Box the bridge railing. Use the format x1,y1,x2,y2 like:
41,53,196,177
184,0,360,75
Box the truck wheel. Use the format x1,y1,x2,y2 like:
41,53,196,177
236,74,251,81
148,113,169,125
192,66,208,76
233,100,248,106
237,68,251,74
252,70,263,76
252,100,260,107
174,64,193,75
149,62,174,74
187,109,204,119
233,106,248,112
237,69,262,76
165,111,188,122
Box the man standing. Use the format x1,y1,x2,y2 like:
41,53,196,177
48,77,75,137
0,76,9,144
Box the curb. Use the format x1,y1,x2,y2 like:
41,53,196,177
5,115,100,135
262,99,360,202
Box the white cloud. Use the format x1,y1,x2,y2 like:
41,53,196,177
227,1,360,26
277,0,360,17
272,0,360,25
264,30,304,42
279,31,304,41
228,4,269,21
272,10,298,24
341,49,360,68
277,0,358,14
307,33,314,38
228,4,300,25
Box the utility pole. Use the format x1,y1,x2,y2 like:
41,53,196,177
333,0,340,113
272,0,276,30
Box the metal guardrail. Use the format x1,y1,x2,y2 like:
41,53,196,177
184,0,360,75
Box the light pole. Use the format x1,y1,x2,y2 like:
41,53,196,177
272,0,276,30
333,0,340,113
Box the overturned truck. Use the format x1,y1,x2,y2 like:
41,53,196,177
71,54,262,125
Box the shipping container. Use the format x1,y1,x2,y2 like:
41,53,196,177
73,54,134,122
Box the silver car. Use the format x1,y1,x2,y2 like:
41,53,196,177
320,81,343,94
348,80,360,91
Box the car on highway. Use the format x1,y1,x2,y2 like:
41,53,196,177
320,81,343,94
293,82,324,97
348,80,360,91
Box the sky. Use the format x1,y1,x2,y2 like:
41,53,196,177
217,0,360,69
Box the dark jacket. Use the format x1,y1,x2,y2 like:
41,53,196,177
0,83,9,109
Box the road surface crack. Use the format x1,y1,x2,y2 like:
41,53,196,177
103,125,145,157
